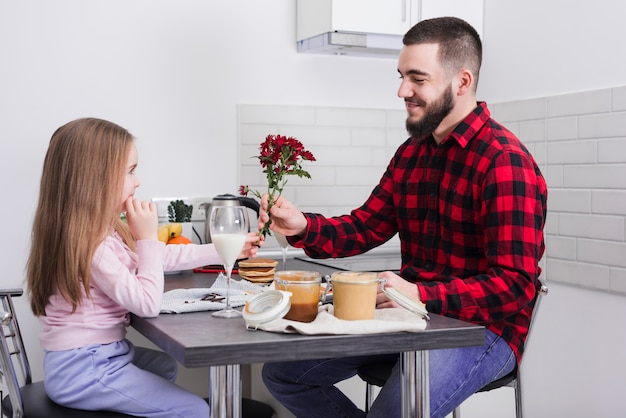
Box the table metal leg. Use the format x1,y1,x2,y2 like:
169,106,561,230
400,350,430,418
209,364,241,418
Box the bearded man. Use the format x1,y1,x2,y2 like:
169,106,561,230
259,16,548,418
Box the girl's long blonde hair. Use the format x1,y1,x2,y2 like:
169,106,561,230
27,118,136,316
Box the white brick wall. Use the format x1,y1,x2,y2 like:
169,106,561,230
492,86,626,294
238,92,626,295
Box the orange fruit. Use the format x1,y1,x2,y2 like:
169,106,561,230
167,236,192,245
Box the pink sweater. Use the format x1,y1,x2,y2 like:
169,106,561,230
39,231,220,351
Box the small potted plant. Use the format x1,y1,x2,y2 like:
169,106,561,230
167,200,194,243
167,200,193,223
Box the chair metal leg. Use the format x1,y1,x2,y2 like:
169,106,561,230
452,405,461,418
514,376,522,418
365,382,375,412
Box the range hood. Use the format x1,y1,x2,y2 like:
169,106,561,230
297,31,402,58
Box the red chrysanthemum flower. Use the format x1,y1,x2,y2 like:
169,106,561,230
240,134,316,236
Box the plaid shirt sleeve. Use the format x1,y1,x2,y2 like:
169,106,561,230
293,103,547,363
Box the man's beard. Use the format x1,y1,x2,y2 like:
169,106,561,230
405,85,454,139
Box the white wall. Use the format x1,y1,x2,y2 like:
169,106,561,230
2,1,626,417
479,0,626,102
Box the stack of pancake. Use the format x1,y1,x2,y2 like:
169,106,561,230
237,258,279,283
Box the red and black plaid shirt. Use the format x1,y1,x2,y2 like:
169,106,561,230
294,102,547,364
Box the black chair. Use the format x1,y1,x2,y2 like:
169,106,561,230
0,288,136,418
242,398,275,418
0,288,274,418
358,281,548,418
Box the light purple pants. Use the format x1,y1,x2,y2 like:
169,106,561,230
44,339,210,418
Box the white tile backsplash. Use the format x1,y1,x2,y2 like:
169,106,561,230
281,126,353,146
612,86,626,111
546,116,578,141
547,89,612,118
350,127,387,147
545,165,564,188
610,267,626,293
545,235,576,260
592,190,626,215
563,165,626,189
517,119,546,143
312,146,375,167
598,137,626,163
239,105,316,125
238,90,626,294
535,85,626,293
579,111,626,138
547,258,610,290
559,213,624,241
489,97,547,122
546,140,597,164
315,108,387,128
577,239,626,268
548,189,591,213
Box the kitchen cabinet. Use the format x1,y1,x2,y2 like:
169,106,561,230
297,0,413,40
297,0,484,46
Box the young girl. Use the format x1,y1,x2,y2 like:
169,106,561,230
26,117,261,417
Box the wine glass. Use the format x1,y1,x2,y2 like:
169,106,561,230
275,232,289,270
209,206,249,318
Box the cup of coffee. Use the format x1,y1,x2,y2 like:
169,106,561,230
274,271,322,322
328,271,384,321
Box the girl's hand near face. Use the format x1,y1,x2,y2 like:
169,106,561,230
125,197,158,241
238,232,264,260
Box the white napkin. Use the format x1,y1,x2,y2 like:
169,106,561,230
255,304,427,334
160,274,265,314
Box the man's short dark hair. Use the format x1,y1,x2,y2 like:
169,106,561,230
403,16,482,89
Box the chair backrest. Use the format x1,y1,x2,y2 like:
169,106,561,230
521,279,548,366
0,288,31,418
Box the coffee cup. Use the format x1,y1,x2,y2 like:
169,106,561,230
274,271,322,322
327,271,384,320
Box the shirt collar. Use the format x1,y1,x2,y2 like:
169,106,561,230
441,101,490,148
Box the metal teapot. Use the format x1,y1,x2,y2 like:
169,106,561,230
199,194,260,243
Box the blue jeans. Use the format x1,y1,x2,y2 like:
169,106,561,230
262,329,515,418
44,339,210,418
